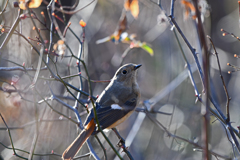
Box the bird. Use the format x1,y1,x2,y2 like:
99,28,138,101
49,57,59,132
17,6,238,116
62,63,142,160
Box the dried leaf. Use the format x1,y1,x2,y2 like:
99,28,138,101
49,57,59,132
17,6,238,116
124,0,131,10
53,43,58,51
29,0,42,8
124,0,139,19
115,14,127,41
57,40,64,45
130,0,139,19
96,14,127,44
19,0,42,10
53,40,66,59
181,0,195,20
19,1,26,10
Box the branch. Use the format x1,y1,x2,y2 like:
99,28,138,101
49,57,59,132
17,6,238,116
145,65,197,111
0,9,22,52
207,36,231,122
0,140,90,159
0,66,47,71
0,113,27,159
0,0,9,15
193,1,210,159
173,28,202,102
42,0,96,15
112,128,134,160
146,113,231,160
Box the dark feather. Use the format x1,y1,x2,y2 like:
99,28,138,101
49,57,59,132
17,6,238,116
84,98,137,135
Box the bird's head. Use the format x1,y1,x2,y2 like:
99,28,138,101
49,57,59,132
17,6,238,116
113,63,141,86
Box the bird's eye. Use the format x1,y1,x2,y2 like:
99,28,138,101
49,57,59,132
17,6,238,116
122,70,127,74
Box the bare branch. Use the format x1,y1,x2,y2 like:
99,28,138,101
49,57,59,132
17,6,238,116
207,36,231,122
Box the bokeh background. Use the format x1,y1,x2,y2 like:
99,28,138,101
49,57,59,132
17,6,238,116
0,0,240,159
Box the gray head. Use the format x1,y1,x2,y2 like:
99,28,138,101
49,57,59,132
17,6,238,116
113,63,141,86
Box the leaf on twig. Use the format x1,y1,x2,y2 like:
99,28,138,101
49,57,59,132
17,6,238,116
113,14,128,42
122,38,154,58
118,14,128,35
181,0,196,20
53,40,66,59
129,40,154,56
96,14,127,44
19,0,42,10
124,0,139,19
141,43,154,56
96,11,153,56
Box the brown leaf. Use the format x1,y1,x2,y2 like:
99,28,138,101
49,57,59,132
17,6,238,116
19,0,42,10
181,0,196,20
118,14,127,35
124,0,139,19
114,14,128,41
57,40,65,45
130,0,139,19
53,43,58,51
29,0,42,8
124,0,131,10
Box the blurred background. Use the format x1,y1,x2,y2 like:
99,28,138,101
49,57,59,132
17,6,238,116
0,0,240,159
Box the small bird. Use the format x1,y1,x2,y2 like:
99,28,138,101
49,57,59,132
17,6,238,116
62,63,141,160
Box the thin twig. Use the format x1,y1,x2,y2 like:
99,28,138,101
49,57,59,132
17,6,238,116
0,9,22,52
146,113,231,160
73,24,84,111
0,118,83,130
0,113,28,159
63,22,71,37
86,139,101,160
0,140,90,158
112,128,134,160
207,36,231,122
0,79,34,103
173,28,202,101
168,16,204,89
95,135,108,160
0,0,9,15
28,89,40,159
47,0,54,64
42,0,96,15
170,0,175,17
0,66,47,71
34,88,78,124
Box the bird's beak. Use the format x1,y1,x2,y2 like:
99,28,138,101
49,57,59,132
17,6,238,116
134,64,142,70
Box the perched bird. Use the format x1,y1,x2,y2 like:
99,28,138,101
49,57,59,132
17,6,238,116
62,63,141,160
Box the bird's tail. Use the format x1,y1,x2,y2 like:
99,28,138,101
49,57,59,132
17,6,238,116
62,119,95,160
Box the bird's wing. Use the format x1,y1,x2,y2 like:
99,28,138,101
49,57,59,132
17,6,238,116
84,96,138,133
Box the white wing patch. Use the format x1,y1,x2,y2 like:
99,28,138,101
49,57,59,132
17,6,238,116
103,128,110,132
111,104,122,110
